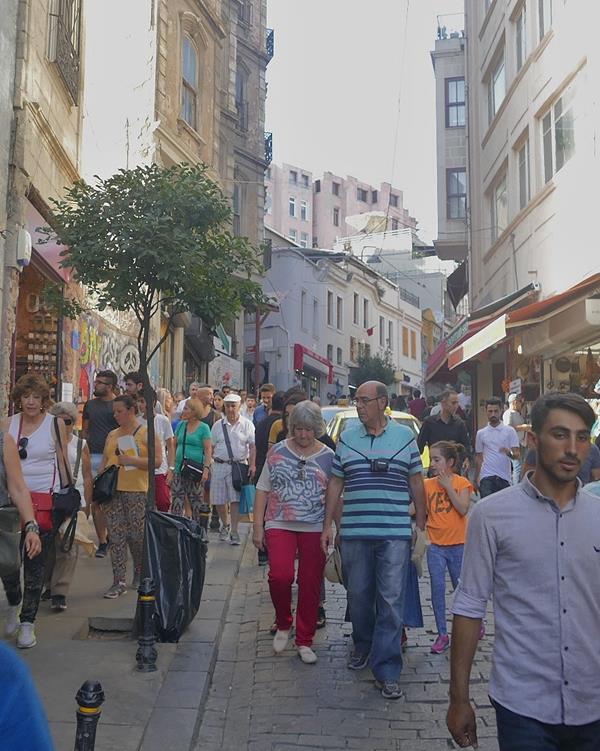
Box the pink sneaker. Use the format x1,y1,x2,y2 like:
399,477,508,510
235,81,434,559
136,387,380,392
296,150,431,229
479,622,486,640
430,634,450,654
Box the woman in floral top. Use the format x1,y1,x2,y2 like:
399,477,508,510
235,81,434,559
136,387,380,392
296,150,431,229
254,401,333,664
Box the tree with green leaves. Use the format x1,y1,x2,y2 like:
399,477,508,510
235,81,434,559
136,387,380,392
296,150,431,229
49,162,265,505
350,351,396,388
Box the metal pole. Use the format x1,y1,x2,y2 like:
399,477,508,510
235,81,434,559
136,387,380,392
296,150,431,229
135,577,158,672
74,681,105,751
254,305,261,396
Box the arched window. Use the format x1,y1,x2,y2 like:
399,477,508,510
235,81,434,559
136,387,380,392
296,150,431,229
181,35,198,128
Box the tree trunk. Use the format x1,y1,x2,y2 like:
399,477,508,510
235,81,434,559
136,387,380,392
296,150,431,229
139,308,156,510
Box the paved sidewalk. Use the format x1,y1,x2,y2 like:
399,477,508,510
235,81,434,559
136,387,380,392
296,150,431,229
0,524,251,751
195,540,499,751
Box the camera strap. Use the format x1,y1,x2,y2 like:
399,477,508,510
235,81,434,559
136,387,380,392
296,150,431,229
339,436,414,465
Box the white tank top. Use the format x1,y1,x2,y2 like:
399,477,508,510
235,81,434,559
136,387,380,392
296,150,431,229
9,412,57,493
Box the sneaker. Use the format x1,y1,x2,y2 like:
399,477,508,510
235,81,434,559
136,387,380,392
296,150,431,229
103,582,127,599
229,531,241,546
347,651,370,670
95,542,109,558
430,634,450,654
219,525,230,542
51,595,67,612
17,622,37,649
273,629,290,654
479,622,486,640
4,605,19,638
297,646,318,664
375,680,403,700
40,589,52,602
316,606,326,630
132,572,141,590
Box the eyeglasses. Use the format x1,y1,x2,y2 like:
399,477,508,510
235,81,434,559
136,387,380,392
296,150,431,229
297,459,307,481
355,396,383,406
18,437,28,460
94,379,112,386
61,418,74,426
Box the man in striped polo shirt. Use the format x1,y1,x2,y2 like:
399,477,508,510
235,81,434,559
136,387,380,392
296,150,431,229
322,381,426,700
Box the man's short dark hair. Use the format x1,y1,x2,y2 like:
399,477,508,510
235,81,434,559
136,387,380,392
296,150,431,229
271,391,285,412
137,387,157,405
441,390,458,402
124,371,141,384
260,383,276,394
531,392,596,434
96,370,118,387
485,397,503,408
413,389,421,399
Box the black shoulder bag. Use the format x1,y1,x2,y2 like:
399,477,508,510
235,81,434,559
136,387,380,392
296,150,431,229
52,421,82,552
180,424,205,482
222,420,249,492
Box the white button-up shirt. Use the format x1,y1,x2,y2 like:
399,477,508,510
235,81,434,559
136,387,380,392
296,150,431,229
211,416,255,462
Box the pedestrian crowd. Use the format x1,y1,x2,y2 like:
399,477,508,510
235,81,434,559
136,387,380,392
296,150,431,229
2,371,600,750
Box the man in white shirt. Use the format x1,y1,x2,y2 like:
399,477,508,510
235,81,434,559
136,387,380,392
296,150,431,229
503,393,531,484
210,393,256,545
175,381,202,416
475,397,520,498
137,391,175,512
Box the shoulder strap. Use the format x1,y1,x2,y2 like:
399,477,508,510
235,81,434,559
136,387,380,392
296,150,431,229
74,437,83,479
222,420,235,462
338,436,414,465
181,422,188,459
53,417,74,488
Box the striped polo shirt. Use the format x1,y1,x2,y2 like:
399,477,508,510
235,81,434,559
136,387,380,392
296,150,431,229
332,419,423,540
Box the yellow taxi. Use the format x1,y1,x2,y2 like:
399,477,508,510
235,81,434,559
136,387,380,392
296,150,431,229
325,407,430,470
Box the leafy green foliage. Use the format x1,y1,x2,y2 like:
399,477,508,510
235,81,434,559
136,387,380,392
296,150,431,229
350,351,396,387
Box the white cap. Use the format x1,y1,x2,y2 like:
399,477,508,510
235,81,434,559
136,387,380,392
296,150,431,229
223,393,241,404
508,393,518,403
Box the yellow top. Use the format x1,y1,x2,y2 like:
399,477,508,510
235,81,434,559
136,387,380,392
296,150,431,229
268,418,283,446
103,426,149,493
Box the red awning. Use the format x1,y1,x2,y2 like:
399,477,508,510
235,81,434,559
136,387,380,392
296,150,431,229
507,273,600,326
294,344,333,384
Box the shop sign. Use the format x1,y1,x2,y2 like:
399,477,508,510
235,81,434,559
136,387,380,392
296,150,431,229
509,378,522,395
585,298,600,325
446,318,468,349
208,353,242,389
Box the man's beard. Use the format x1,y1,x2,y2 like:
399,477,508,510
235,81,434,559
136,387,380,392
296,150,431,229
536,444,580,485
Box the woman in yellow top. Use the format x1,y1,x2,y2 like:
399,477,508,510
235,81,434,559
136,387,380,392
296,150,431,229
423,441,473,654
99,395,161,599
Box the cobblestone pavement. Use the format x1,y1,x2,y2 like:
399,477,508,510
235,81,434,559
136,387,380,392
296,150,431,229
195,538,498,751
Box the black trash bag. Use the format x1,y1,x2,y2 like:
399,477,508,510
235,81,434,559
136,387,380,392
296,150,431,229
137,511,208,643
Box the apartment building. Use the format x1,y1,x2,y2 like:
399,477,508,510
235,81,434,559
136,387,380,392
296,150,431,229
264,162,313,248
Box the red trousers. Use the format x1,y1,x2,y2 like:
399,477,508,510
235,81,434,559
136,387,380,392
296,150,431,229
265,529,325,647
155,473,171,512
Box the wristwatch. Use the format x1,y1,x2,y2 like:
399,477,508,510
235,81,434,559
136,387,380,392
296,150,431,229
24,520,40,535
168,466,175,471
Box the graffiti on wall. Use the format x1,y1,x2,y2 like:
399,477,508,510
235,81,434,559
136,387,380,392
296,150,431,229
75,315,140,400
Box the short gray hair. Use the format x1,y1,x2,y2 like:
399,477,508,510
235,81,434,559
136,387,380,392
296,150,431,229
49,401,78,422
287,400,325,437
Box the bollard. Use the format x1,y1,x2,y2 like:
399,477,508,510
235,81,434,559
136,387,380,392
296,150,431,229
74,680,105,751
199,503,211,533
136,577,158,672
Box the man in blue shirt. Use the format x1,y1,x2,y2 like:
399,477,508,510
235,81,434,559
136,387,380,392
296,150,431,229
322,380,426,700
253,383,275,426
0,641,53,749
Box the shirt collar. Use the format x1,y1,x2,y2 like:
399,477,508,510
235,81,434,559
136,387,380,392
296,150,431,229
521,471,582,511
434,412,455,423
359,416,392,438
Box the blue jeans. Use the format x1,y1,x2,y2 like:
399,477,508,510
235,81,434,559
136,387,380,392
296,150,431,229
479,475,510,498
341,538,410,682
427,543,463,635
492,699,600,750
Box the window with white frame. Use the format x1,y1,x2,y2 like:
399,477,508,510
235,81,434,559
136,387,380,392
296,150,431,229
290,170,298,184
327,344,333,361
363,298,369,329
289,196,296,217
538,0,552,40
327,291,334,326
447,168,467,219
488,50,506,123
516,5,527,72
490,172,508,243
353,293,359,325
336,347,343,365
288,228,297,242
300,200,308,221
333,207,340,226
445,78,465,127
379,316,385,347
542,85,575,183
301,174,309,188
357,187,368,202
336,296,343,330
410,330,417,360
388,320,393,350
332,181,340,196
312,298,319,337
390,194,399,208
300,290,307,330
181,36,199,129
300,232,308,248
518,139,530,209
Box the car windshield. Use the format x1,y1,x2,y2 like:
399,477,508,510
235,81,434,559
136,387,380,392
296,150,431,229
338,416,418,439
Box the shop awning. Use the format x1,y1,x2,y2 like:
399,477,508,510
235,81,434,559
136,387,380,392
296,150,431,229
506,273,600,328
293,344,334,384
448,314,508,370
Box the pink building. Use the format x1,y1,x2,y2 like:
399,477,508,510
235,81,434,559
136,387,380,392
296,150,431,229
265,162,313,248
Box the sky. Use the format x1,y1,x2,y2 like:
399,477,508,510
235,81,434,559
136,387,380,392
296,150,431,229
265,0,464,243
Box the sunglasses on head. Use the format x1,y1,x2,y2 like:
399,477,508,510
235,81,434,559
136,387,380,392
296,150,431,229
18,436,28,460
61,418,74,426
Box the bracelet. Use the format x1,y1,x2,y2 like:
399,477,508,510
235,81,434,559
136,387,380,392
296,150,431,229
168,466,175,471
24,520,40,535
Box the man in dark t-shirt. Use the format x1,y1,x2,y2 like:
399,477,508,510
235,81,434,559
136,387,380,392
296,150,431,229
82,370,118,557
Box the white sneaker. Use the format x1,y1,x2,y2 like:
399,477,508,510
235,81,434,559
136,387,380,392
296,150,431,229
229,531,241,546
3,605,19,639
297,646,317,664
17,622,37,649
273,629,290,654
218,525,230,542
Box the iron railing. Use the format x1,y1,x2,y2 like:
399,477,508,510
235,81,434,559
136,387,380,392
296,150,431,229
266,28,274,60
264,132,273,166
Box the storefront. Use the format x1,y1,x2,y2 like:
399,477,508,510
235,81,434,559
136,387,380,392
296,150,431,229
293,344,334,401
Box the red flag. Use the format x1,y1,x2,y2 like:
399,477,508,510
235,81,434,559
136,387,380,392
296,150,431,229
366,327,374,336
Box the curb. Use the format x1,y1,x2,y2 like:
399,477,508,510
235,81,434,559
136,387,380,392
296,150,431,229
138,526,253,751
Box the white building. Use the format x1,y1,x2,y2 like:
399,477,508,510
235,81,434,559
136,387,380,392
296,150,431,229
244,228,423,401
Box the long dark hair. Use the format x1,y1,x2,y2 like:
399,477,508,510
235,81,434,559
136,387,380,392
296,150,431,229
430,441,465,473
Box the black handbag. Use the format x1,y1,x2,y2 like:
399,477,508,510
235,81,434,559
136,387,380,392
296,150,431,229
180,426,205,482
0,432,21,577
222,421,249,492
52,419,82,522
93,464,119,504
